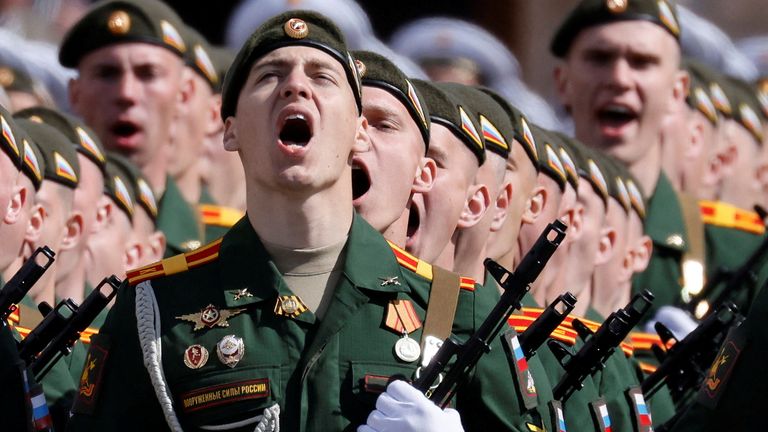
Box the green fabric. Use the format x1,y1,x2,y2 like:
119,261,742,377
68,213,537,431
632,173,687,322
0,104,23,169
157,176,203,257
551,0,680,57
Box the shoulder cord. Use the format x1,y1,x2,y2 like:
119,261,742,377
135,281,184,432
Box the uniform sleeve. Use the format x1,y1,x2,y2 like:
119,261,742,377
67,284,167,430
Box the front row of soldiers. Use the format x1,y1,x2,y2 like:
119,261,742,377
1,0,768,430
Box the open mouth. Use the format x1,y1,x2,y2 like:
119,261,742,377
279,114,312,148
111,121,141,139
596,104,638,129
352,163,371,200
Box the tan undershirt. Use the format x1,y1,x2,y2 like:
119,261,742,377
262,237,348,320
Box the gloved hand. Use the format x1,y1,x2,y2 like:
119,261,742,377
357,380,464,432
645,306,698,340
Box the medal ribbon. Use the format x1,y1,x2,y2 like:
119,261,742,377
385,300,422,334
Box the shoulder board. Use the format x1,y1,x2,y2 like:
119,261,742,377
10,323,31,339
630,332,667,352
620,341,634,357
700,200,765,235
508,312,578,346
561,315,601,332
79,327,99,344
638,361,657,374
7,309,19,324
199,204,244,228
387,240,475,291
127,238,223,285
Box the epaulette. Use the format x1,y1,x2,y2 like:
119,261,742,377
509,308,578,346
387,240,475,291
199,204,244,228
9,323,31,339
630,332,666,352
700,200,765,235
79,327,99,344
127,238,223,285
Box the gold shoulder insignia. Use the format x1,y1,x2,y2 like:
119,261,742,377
700,200,765,235
199,204,245,228
127,238,223,284
387,240,476,291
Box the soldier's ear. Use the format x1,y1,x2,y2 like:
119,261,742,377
457,183,490,229
522,185,547,225
147,230,167,264
595,226,617,266
669,69,690,114
352,115,371,154
25,203,45,244
205,94,223,137
489,181,513,233
412,157,435,194
3,182,24,225
632,235,653,273
123,239,142,276
60,210,84,251
686,116,705,160
223,117,239,151
564,201,585,242
92,196,113,234
553,63,572,114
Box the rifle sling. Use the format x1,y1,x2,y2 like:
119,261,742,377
420,265,462,348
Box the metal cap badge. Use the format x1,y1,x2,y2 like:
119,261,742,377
284,18,308,39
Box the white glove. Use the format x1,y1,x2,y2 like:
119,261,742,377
357,380,464,432
645,306,698,339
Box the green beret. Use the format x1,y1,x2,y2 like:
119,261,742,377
556,133,610,206
549,133,580,191
221,10,362,119
210,46,236,95
551,0,681,58
353,50,430,149
15,107,107,174
531,124,567,191
0,104,23,170
683,60,719,127
687,61,734,120
604,154,646,219
17,129,45,190
436,82,510,159
0,65,35,93
104,154,135,219
108,152,157,221
15,118,80,189
181,25,221,92
477,87,539,169
412,79,485,165
625,175,647,220
598,153,633,215
59,0,188,68
725,77,764,144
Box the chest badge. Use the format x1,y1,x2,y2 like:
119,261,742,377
379,276,401,287
184,344,209,369
217,335,245,368
274,295,308,318
176,304,247,331
231,288,253,301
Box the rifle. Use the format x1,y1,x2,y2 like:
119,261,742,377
687,205,768,318
0,246,55,322
642,303,740,401
413,220,567,407
18,276,123,380
549,291,654,402
518,292,577,360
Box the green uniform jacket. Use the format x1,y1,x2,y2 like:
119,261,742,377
632,173,688,322
68,214,532,431
157,176,204,257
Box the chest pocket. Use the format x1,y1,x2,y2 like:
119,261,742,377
344,360,416,424
172,365,282,430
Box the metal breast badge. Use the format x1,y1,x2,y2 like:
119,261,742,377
176,304,247,331
216,335,245,368
394,333,421,363
184,344,209,369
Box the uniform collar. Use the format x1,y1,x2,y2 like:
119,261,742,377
218,212,409,309
645,172,688,252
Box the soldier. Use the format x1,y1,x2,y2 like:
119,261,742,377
0,105,25,273
0,65,56,112
61,0,203,256
552,0,691,321
66,10,497,431
14,107,108,305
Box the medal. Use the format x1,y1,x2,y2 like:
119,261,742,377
183,344,209,369
216,335,245,368
394,333,421,363
274,295,308,318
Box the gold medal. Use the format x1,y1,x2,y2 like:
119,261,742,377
216,335,245,368
183,344,209,369
394,334,421,363
176,304,247,331
274,295,307,318
284,18,308,39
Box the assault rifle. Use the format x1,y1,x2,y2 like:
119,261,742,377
0,247,55,322
413,220,567,407
519,292,577,360
18,276,123,379
642,303,741,401
550,291,654,401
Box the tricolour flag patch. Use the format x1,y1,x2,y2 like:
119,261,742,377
694,87,718,124
559,147,578,185
194,45,219,86
657,0,680,35
626,179,646,218
739,104,763,141
22,139,42,183
710,83,732,115
137,178,158,217
480,115,509,151
520,117,538,162
615,176,631,212
54,152,78,183
161,20,186,53
113,175,134,215
459,106,483,150
546,144,566,182
1,114,19,157
588,159,609,199
633,391,653,428
76,127,105,163
406,80,427,129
